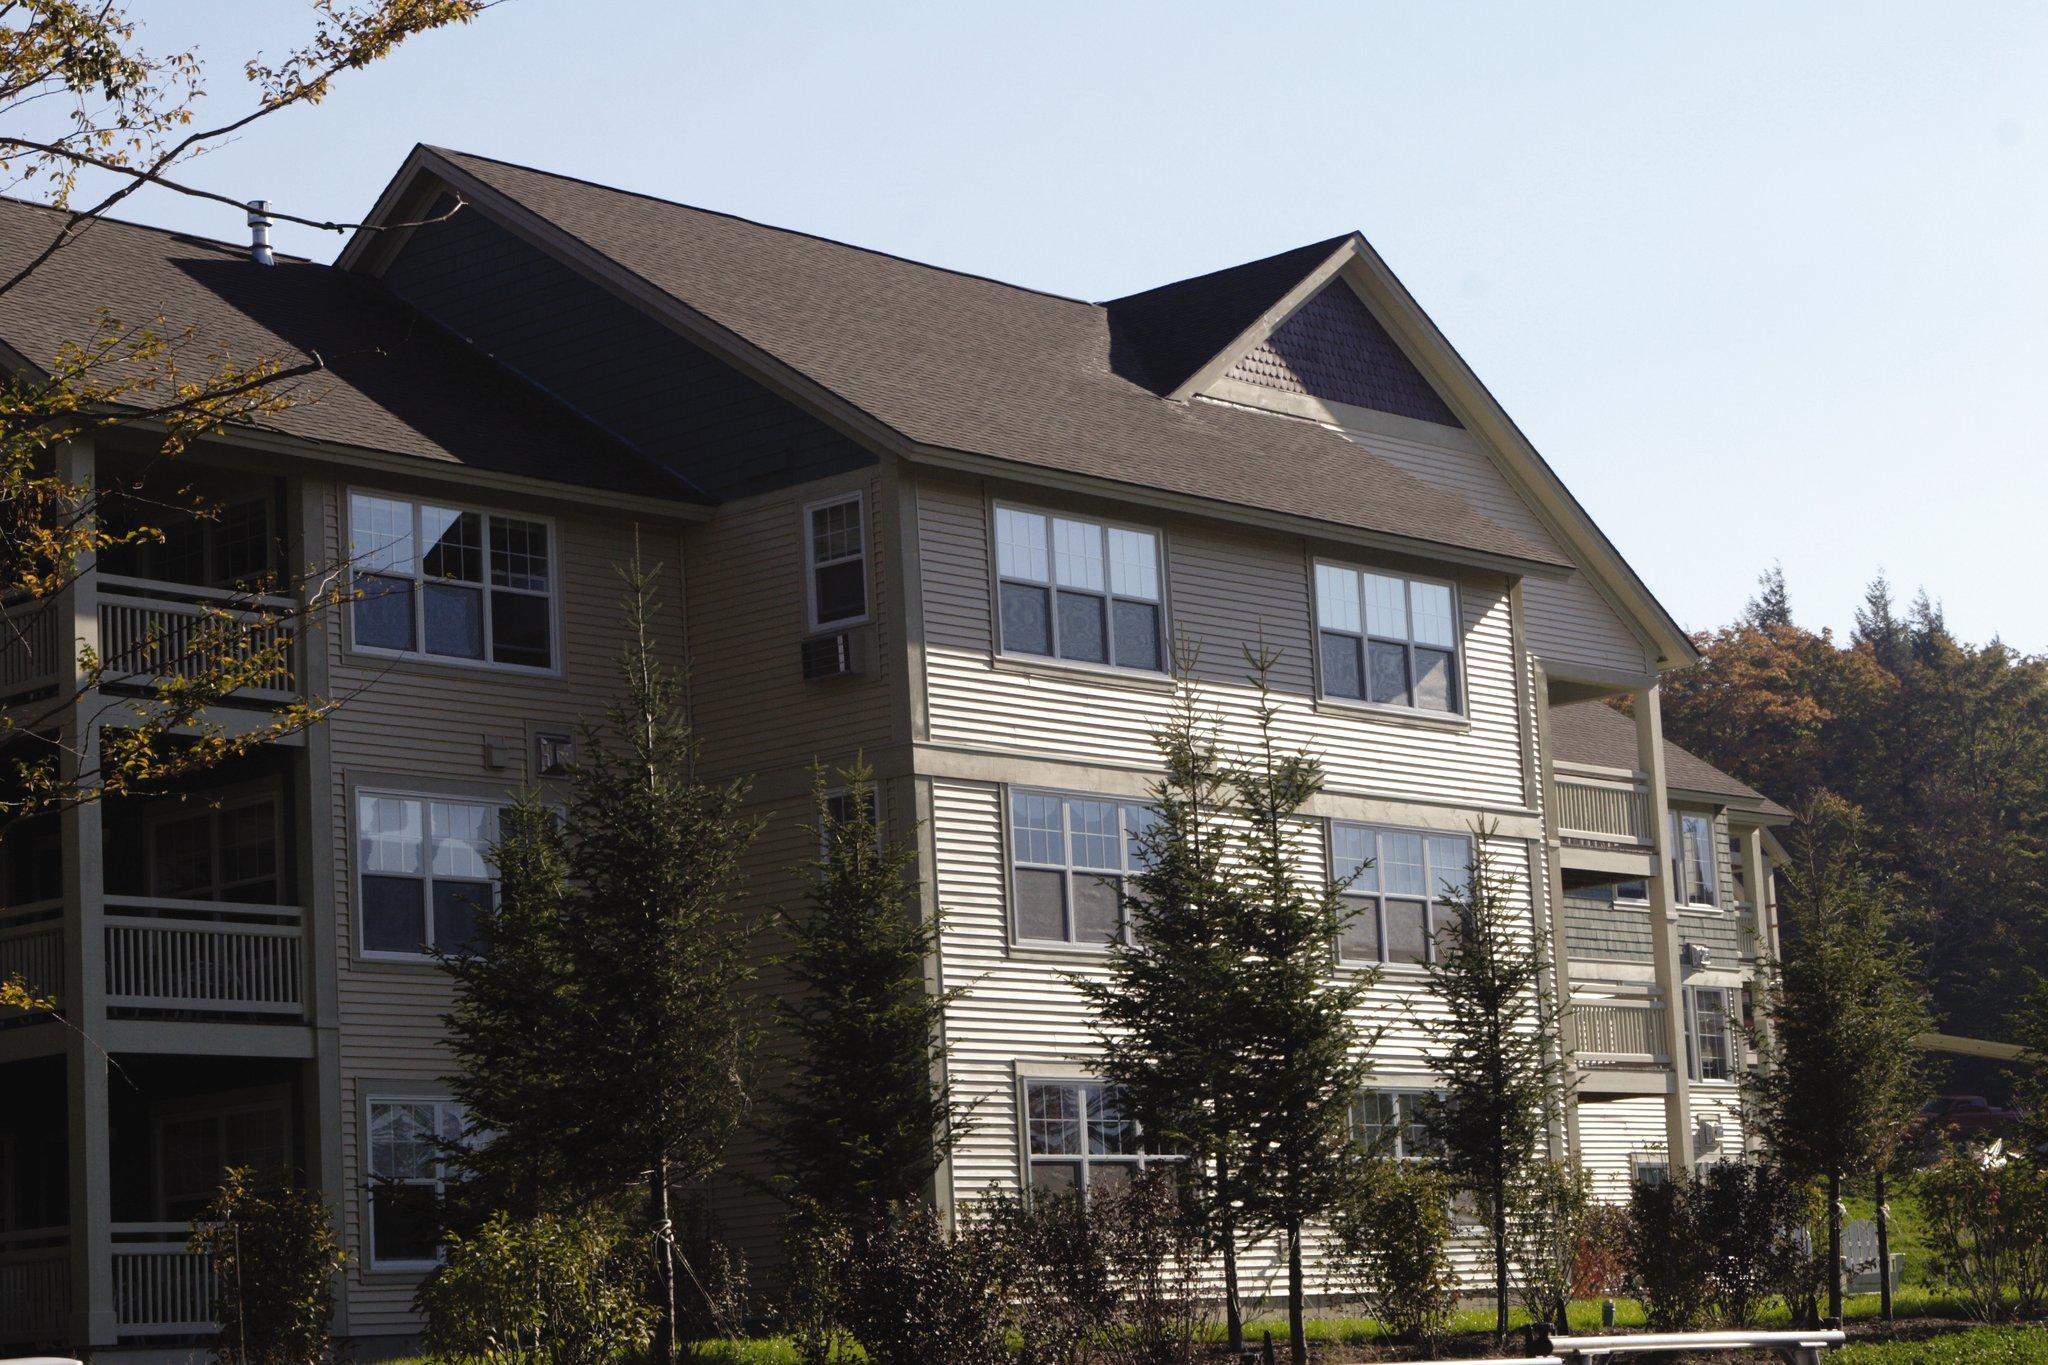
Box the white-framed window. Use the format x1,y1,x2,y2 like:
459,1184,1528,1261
348,491,555,671
1022,1079,1166,1202
1330,823,1470,965
154,1099,290,1221
1008,790,1155,946
994,505,1165,673
1313,562,1462,713
819,785,882,855
1685,986,1734,1082
1631,1153,1672,1188
365,1096,466,1271
356,792,498,958
1353,1089,1443,1161
148,795,281,904
1672,811,1718,908
804,493,869,630
534,732,576,778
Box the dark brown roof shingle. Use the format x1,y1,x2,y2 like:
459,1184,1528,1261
1549,700,1788,814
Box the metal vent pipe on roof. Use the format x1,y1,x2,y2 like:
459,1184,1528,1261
247,200,275,266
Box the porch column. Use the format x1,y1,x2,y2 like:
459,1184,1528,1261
1530,662,1578,1162
1738,824,1777,1066
56,437,114,1346
1633,684,1695,1173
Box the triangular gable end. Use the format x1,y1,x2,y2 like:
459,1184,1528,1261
1222,281,1463,428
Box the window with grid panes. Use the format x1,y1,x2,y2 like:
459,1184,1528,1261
994,506,1164,672
1353,1090,1443,1161
349,492,554,669
1686,986,1734,1082
366,1097,466,1268
1009,791,1155,945
1673,811,1718,907
149,798,280,904
357,793,497,956
1023,1080,1166,1202
1331,823,1471,965
806,494,868,628
1314,563,1461,712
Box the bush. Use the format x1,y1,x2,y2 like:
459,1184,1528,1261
1329,1159,1459,1352
1695,1161,1810,1327
1090,1172,1205,1365
982,1188,1112,1365
414,1211,653,1365
1510,1160,1593,1330
1920,1144,2048,1321
189,1168,343,1365
1624,1175,1714,1331
831,1202,1014,1365
1571,1203,1631,1302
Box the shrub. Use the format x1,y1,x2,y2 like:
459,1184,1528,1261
1510,1160,1593,1330
832,1202,1014,1365
1090,1172,1205,1365
1624,1175,1714,1331
1920,1143,2048,1321
189,1168,343,1365
780,1204,852,1365
414,1211,652,1365
1695,1161,1811,1328
1328,1159,1459,1352
981,1188,1112,1365
1570,1203,1631,1302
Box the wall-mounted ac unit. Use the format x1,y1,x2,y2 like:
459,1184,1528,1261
1680,942,1713,969
801,631,862,680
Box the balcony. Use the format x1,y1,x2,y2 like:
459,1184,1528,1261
1568,994,1673,1094
0,1227,69,1345
0,901,64,1021
103,896,304,1018
0,597,60,701
113,1223,216,1337
1553,764,1657,882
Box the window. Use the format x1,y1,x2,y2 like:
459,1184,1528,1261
349,492,554,670
1331,824,1470,965
995,507,1164,672
1354,1090,1442,1161
149,797,280,904
156,1101,289,1221
357,793,497,957
1672,812,1718,908
1631,1155,1672,1188
366,1097,466,1269
534,732,576,778
819,786,882,855
1686,986,1734,1082
1314,563,1460,712
1009,791,1154,945
105,496,278,591
1023,1080,1165,1202
805,494,868,629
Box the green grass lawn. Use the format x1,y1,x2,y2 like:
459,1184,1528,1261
1836,1326,2048,1363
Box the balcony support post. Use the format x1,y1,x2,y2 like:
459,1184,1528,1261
1531,660,1578,1162
1634,683,1695,1173
1738,824,1778,1115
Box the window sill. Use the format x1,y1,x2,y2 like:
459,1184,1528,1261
989,653,1177,693
1338,959,1433,978
1312,696,1470,733
1678,905,1726,917
1005,938,1124,965
354,952,452,972
344,645,561,681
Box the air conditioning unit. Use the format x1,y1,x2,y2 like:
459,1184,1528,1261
1696,1117,1724,1154
801,630,862,680
1680,942,1713,969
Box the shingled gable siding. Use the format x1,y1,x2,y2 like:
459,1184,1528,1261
377,197,875,501
1225,282,1464,428
916,475,1527,809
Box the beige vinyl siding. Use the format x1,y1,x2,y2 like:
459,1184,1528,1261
931,776,1536,1291
1576,1094,1672,1202
917,476,1529,811
1692,1085,1747,1166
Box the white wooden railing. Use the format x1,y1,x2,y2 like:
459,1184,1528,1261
0,596,60,699
103,896,304,1016
113,1222,215,1337
0,1227,70,1343
1553,769,1652,845
96,577,297,702
1568,1000,1669,1065
0,900,65,1017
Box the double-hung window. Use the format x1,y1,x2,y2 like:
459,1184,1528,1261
1354,1090,1442,1161
1672,811,1718,908
349,492,554,670
1009,791,1154,946
366,1097,466,1270
357,793,497,957
1685,986,1734,1082
1023,1079,1163,1201
994,506,1164,672
805,494,868,629
1314,563,1461,712
1331,823,1470,965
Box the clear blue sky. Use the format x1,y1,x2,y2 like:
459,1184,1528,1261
82,2,2048,651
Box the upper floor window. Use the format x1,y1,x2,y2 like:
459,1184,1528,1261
357,792,497,958
149,796,280,904
366,1096,467,1270
1009,790,1154,946
1331,823,1470,966
1673,811,1718,908
1314,563,1460,713
805,494,869,630
1354,1089,1443,1161
995,506,1164,673
349,492,554,671
103,494,278,592
1685,986,1734,1082
1023,1079,1165,1202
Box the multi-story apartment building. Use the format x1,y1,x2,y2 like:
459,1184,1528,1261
0,146,1786,1352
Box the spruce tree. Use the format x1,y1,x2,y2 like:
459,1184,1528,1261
775,762,961,1228
1418,829,1563,1338
1745,793,1930,1324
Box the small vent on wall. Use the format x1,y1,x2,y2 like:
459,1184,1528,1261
1680,942,1713,969
801,631,860,680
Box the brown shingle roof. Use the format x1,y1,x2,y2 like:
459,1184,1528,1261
1549,701,1788,815
423,149,1570,569
0,196,677,498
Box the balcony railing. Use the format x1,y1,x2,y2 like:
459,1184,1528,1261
1553,768,1652,846
0,596,60,700
0,1227,70,1344
97,576,298,702
0,900,65,1019
1568,999,1670,1066
113,1222,214,1337
103,896,304,1017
